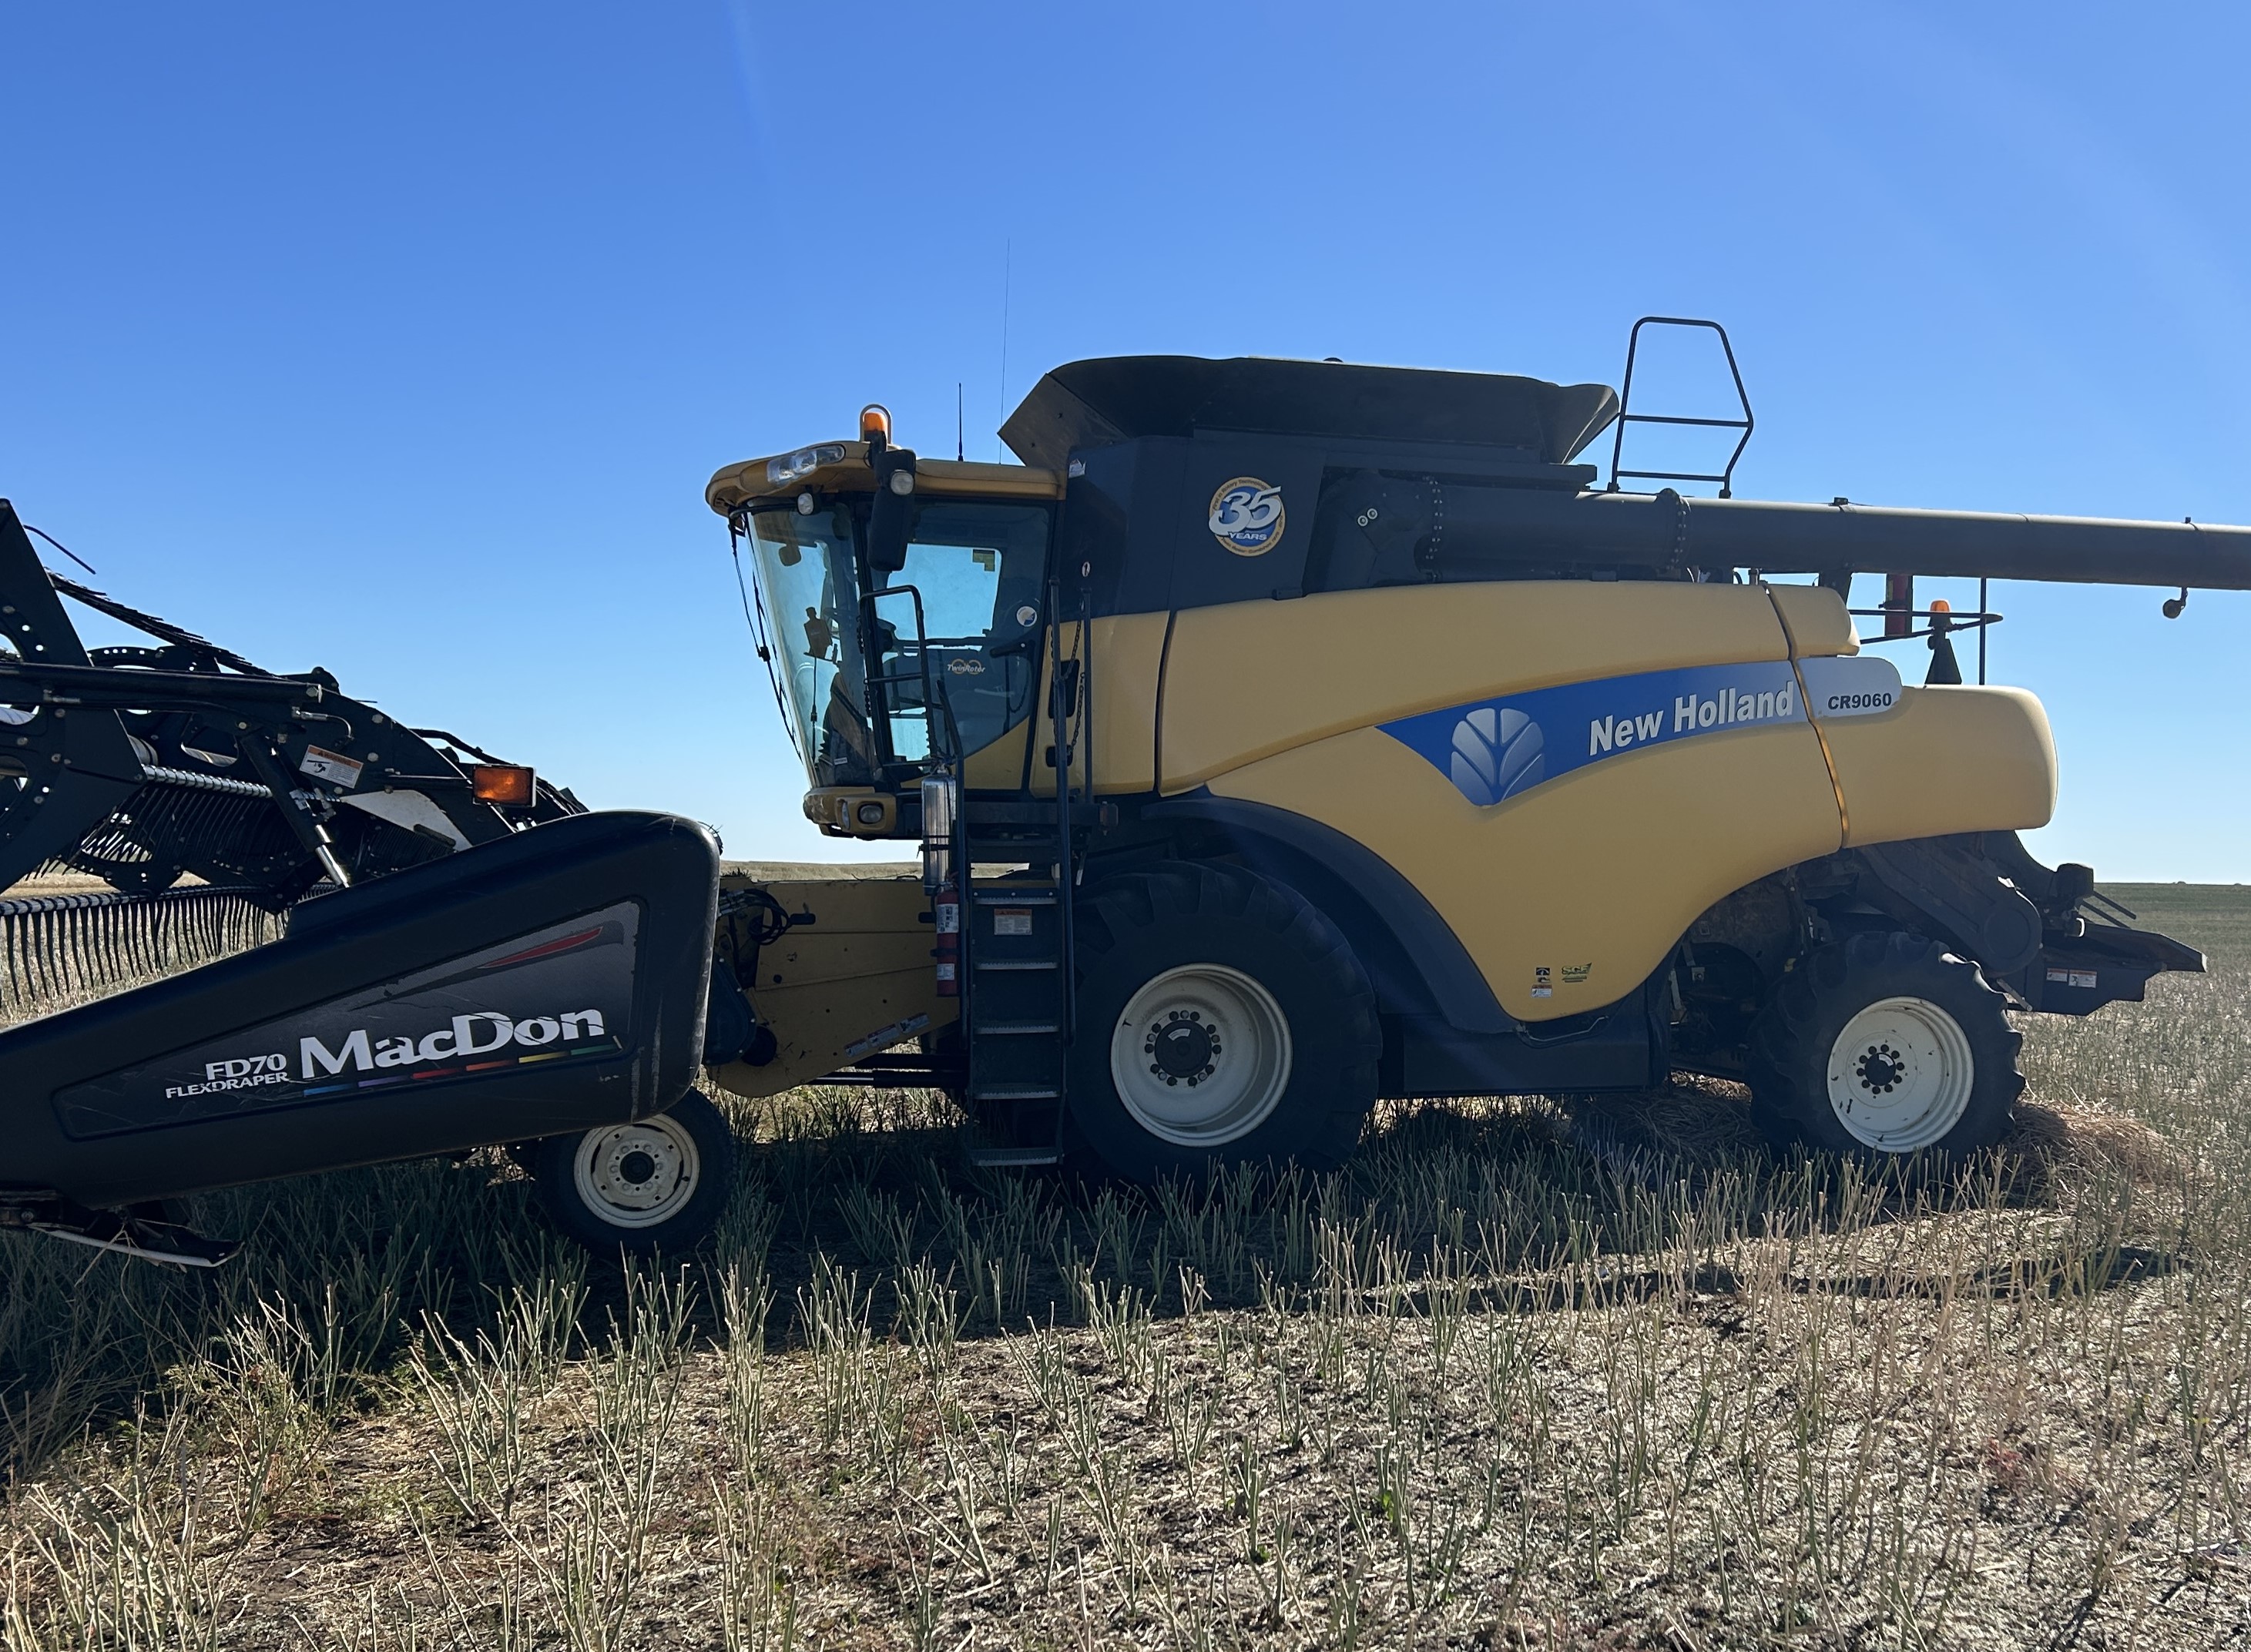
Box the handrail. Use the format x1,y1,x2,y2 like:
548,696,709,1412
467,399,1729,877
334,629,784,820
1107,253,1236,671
1607,317,1756,498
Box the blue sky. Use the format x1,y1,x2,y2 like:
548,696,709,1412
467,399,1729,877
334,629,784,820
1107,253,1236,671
5,3,2247,879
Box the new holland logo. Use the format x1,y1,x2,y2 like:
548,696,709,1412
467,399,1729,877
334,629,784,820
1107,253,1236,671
1207,477,1285,556
1381,655,1905,809
1449,706,1545,806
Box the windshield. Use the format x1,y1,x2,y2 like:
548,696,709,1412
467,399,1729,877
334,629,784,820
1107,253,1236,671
743,504,880,786
743,495,1052,787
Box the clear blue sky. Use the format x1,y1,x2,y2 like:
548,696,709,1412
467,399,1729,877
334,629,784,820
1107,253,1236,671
5,3,2246,879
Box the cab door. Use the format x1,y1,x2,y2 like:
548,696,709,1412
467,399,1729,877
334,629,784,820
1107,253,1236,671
868,501,1050,780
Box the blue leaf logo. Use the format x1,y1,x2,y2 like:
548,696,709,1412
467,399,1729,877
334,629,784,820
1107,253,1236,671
1448,707,1544,806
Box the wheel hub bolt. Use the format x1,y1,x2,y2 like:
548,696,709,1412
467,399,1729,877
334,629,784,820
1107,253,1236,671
1856,1043,1905,1094
1146,1010,1220,1084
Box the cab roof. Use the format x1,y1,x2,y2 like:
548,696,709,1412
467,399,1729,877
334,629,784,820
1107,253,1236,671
705,446,1063,516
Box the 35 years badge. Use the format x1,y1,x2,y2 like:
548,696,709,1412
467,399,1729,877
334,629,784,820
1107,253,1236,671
1207,478,1285,556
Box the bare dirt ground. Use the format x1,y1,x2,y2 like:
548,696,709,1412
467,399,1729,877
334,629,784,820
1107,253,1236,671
3,886,2248,1649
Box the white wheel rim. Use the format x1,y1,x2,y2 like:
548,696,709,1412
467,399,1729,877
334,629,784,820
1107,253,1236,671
1824,995,1977,1151
1109,963,1292,1148
572,1114,700,1228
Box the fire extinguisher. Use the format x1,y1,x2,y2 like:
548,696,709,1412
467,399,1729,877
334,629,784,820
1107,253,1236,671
933,885,961,997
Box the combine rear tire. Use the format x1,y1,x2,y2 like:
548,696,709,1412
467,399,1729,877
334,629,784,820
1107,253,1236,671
531,1089,736,1255
1065,863,1378,1183
1746,932,2021,1158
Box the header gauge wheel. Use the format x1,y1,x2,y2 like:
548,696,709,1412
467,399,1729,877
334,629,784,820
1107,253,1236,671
1747,932,2021,1159
532,1089,736,1255
1065,862,1377,1184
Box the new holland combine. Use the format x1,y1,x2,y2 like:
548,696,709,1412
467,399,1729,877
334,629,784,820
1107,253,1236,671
3,320,2244,1262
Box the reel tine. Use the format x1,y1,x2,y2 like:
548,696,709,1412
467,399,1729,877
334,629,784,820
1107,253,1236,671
0,884,282,1026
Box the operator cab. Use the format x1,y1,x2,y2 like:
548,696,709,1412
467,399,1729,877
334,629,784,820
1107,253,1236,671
708,408,1064,836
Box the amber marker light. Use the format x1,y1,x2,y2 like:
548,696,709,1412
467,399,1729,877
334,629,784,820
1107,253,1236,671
860,404,893,444
470,764,535,807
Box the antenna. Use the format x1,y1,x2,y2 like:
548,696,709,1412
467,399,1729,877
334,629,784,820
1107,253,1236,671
996,239,1011,462
957,382,964,461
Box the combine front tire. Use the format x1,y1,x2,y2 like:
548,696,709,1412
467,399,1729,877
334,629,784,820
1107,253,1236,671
531,1089,736,1255
1065,863,1378,1183
1746,932,2021,1158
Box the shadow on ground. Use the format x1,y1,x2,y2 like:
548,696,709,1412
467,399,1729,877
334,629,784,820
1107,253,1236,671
0,1077,2182,1485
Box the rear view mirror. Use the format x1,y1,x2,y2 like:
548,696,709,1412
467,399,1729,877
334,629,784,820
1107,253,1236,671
866,447,918,574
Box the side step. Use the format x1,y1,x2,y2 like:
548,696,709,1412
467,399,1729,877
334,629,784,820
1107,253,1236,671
964,1145,1062,1168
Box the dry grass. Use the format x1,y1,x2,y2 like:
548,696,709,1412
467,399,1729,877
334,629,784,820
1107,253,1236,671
3,885,2249,1648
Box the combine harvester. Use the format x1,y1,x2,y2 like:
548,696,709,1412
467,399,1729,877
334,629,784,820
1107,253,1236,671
2,320,2243,1262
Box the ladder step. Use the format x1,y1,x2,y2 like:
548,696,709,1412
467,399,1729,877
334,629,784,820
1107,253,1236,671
975,889,1058,905
970,1086,1062,1103
976,958,1058,972
966,1146,1062,1168
978,1021,1061,1036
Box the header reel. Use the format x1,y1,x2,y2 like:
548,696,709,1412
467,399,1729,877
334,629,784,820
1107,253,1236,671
0,500,580,909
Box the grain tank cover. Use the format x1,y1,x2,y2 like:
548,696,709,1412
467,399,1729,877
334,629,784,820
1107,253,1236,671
1001,356,1620,471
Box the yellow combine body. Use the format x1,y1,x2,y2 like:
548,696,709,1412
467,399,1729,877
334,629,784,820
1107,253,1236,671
703,350,2211,1181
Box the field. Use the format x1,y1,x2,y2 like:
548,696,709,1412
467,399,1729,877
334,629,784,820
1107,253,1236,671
3,886,2249,1649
